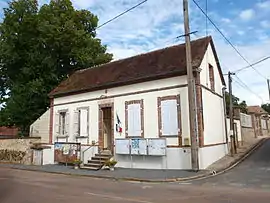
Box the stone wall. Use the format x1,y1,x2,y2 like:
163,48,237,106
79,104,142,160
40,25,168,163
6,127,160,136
0,137,40,165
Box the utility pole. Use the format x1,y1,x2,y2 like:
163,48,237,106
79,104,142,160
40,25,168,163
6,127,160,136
228,71,236,155
183,0,199,171
267,79,270,100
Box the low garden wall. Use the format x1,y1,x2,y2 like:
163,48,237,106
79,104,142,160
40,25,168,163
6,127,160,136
0,137,41,165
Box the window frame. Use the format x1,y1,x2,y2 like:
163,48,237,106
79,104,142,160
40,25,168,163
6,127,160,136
56,109,68,137
125,100,144,138
157,95,182,143
76,107,89,137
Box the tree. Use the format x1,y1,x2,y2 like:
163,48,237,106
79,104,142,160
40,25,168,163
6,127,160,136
0,0,112,135
261,103,270,114
225,92,247,115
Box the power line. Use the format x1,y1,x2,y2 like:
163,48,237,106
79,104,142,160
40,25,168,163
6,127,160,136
191,0,268,80
234,56,270,73
233,74,264,102
96,0,148,29
164,31,198,44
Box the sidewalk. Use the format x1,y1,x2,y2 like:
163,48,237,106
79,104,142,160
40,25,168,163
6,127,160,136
0,163,207,182
0,136,267,182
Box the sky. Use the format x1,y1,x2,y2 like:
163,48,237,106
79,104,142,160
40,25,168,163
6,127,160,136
0,0,270,106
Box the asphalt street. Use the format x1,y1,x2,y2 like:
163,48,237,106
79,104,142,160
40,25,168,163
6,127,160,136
184,138,270,189
0,139,270,203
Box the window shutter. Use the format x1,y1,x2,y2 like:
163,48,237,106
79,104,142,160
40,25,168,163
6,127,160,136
74,110,79,136
80,109,88,137
65,112,69,136
128,104,141,137
55,112,60,135
161,100,178,136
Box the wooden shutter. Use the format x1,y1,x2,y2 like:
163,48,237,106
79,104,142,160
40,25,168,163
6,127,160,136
128,104,141,137
55,112,60,135
73,110,79,136
161,100,178,136
65,112,69,136
80,109,88,137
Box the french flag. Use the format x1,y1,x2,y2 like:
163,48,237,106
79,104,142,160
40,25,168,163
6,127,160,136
116,113,122,133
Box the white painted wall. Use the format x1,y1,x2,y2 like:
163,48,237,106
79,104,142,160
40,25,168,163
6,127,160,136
202,88,226,145
115,148,192,170
53,76,190,146
199,144,228,169
199,44,223,95
29,109,50,143
42,145,55,165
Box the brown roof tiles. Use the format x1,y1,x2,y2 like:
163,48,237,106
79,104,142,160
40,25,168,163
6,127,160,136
49,36,224,97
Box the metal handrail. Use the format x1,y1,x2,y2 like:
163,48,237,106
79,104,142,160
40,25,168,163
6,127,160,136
81,141,99,164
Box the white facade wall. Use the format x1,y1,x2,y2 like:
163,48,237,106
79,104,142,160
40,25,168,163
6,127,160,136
53,76,193,169
197,43,228,168
29,109,50,143
51,43,227,170
53,76,189,145
200,44,223,95
226,118,242,142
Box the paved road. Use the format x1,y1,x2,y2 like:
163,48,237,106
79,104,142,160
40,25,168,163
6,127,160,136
185,139,270,189
1,139,270,202
1,167,270,203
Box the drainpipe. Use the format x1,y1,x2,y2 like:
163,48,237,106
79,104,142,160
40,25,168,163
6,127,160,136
222,87,229,151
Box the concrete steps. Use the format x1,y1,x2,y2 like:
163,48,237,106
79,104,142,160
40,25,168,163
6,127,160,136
81,151,112,170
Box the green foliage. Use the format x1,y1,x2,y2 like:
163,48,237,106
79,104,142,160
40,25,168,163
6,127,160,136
261,103,270,114
225,92,247,115
0,0,112,135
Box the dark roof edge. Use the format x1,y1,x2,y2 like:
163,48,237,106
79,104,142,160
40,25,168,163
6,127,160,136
50,69,187,98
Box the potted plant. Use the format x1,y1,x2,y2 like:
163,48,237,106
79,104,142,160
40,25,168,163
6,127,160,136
73,159,82,169
104,159,117,171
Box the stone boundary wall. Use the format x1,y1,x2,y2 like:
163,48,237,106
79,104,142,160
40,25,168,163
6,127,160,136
0,137,41,165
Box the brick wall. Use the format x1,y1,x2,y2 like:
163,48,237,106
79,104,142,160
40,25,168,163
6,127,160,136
0,138,40,164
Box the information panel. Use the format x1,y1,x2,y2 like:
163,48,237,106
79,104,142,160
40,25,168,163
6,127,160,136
131,138,147,155
148,139,166,156
115,139,130,154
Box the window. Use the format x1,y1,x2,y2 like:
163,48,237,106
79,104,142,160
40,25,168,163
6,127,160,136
125,100,144,137
209,64,215,91
158,95,181,137
74,108,89,137
55,110,69,136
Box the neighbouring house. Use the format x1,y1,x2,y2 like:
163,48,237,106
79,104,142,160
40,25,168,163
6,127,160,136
247,105,269,137
29,109,50,143
45,36,227,170
0,126,18,137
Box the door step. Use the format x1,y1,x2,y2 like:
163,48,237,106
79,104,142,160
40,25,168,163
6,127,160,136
81,151,112,170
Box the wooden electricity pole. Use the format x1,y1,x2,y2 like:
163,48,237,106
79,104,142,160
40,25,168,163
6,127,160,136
183,0,199,171
228,71,236,155
267,79,270,100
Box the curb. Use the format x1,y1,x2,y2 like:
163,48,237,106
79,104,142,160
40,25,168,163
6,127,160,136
0,138,267,183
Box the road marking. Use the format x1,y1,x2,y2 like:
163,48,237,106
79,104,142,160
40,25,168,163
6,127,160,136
85,192,154,203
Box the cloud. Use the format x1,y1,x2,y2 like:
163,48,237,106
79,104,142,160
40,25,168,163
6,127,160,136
221,18,231,23
260,20,270,28
239,9,254,21
257,1,270,9
0,0,268,105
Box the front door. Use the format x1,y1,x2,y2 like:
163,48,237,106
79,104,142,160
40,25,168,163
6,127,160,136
102,107,112,150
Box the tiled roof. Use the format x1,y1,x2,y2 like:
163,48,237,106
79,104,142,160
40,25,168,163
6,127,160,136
0,126,18,136
49,36,224,97
247,106,268,115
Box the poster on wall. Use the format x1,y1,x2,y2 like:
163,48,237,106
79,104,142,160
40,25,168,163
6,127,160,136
115,139,130,154
131,139,147,155
148,139,166,156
